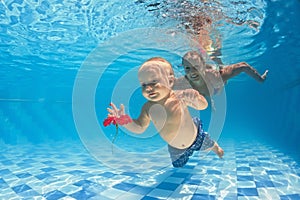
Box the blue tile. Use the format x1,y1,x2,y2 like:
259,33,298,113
237,175,254,181
141,196,160,200
171,172,191,178
207,170,222,175
157,182,179,191
35,173,51,180
192,194,216,200
113,182,136,191
16,162,32,168
41,167,57,172
237,188,258,196
255,180,275,187
70,189,96,199
44,190,66,200
16,172,32,178
12,184,32,193
0,178,5,184
237,166,250,171
258,157,270,161
0,178,8,189
282,158,294,163
73,180,94,187
249,161,262,167
130,185,153,195
1,160,14,165
63,162,76,167
121,172,140,177
67,170,86,175
42,161,55,165
280,194,300,200
100,172,116,178
266,170,283,175
81,162,97,167
0,169,11,175
184,164,196,169
22,159,35,163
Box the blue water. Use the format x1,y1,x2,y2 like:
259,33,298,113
1,0,300,199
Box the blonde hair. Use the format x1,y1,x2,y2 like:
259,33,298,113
139,58,173,87
146,57,175,82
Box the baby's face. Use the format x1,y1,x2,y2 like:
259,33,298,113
138,66,171,102
183,58,205,82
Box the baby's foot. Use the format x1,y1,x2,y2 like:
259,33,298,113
216,146,224,158
212,142,224,159
261,70,269,81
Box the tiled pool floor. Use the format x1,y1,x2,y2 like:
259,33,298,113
0,138,299,200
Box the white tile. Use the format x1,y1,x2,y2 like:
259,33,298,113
173,184,198,195
257,188,280,200
100,188,127,199
238,196,260,200
116,192,143,200
237,181,256,188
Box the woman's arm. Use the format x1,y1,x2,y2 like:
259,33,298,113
220,62,268,83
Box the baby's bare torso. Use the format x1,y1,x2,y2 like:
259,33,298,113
146,92,197,149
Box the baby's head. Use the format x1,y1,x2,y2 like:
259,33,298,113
138,58,173,101
138,58,172,88
145,57,175,87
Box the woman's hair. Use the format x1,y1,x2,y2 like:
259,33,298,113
182,51,205,67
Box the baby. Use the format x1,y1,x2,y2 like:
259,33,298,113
107,58,224,167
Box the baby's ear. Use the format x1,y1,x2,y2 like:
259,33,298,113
168,75,175,88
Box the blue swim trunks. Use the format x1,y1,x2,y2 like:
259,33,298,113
168,117,215,168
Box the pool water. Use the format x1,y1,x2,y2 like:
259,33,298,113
1,0,300,199
1,138,299,199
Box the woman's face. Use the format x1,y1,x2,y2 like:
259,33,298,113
183,58,205,82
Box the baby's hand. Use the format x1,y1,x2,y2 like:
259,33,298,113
104,103,132,126
107,103,125,118
179,89,208,110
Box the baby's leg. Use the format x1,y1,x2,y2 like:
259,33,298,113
200,132,224,158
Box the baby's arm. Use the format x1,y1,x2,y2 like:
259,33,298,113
108,103,150,134
177,89,208,110
220,62,268,83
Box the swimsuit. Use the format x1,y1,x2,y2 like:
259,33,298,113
168,117,215,168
